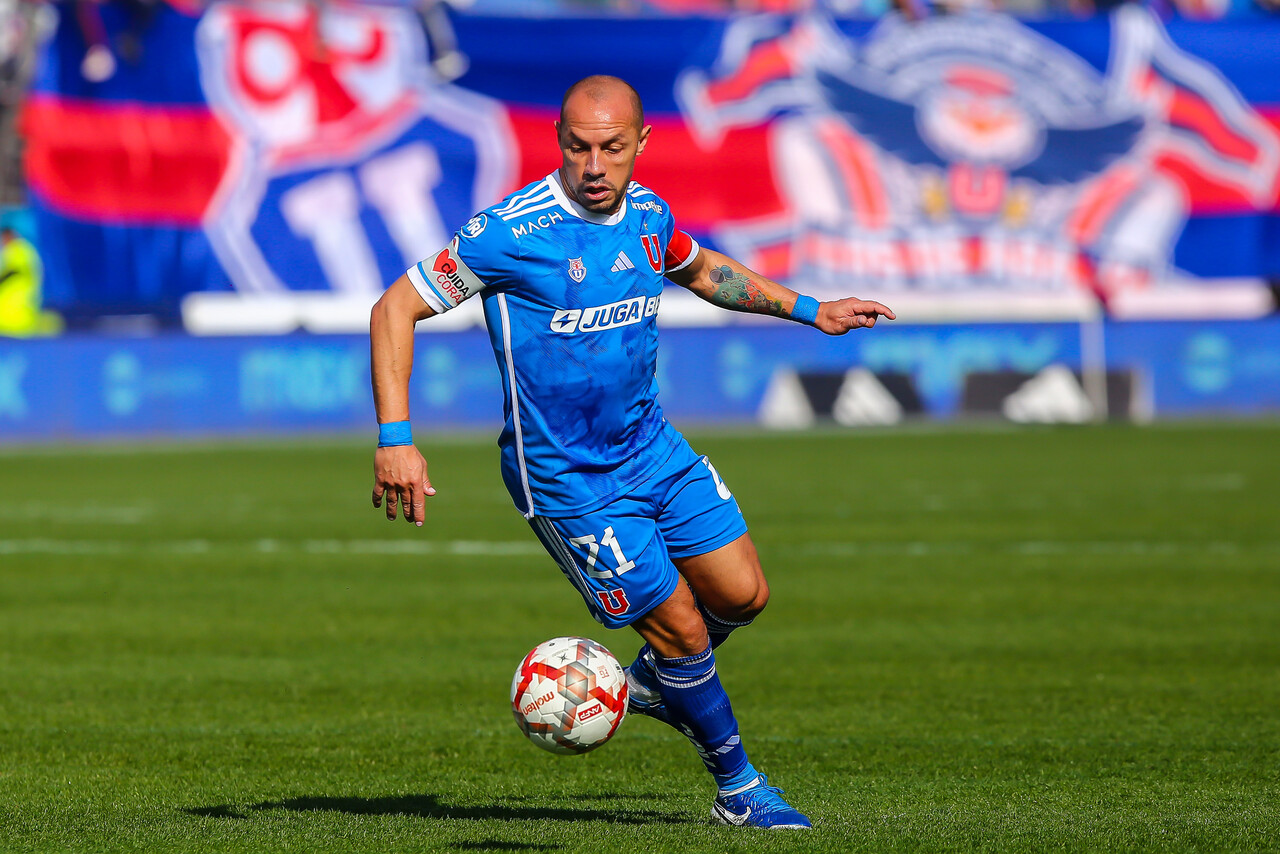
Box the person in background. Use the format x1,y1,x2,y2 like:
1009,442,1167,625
0,225,61,336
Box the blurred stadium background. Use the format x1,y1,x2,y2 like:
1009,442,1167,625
0,0,1278,439
3,3,1279,850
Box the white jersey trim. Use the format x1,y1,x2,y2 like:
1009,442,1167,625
497,293,535,519
532,516,594,604
406,263,447,314
496,190,557,222
500,197,561,222
548,171,627,226
494,183,554,219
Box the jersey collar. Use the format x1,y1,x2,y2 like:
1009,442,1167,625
548,171,628,226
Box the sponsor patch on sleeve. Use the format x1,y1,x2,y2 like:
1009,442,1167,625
406,236,487,313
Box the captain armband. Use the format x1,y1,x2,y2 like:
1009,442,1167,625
406,236,489,313
664,229,700,274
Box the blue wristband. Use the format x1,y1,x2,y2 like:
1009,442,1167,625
377,420,413,448
791,294,820,326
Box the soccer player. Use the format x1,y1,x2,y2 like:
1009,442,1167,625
370,75,894,829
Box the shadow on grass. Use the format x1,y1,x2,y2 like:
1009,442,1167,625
184,793,690,826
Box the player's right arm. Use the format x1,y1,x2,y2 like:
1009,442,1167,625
368,211,515,526
370,274,437,526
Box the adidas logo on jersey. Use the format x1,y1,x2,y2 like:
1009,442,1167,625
610,251,635,273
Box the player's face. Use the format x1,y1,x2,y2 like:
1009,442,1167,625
556,93,651,215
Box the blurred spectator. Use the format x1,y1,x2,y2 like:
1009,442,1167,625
71,0,169,82
0,223,60,336
417,0,470,80
0,0,48,207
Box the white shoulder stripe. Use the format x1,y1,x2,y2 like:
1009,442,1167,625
494,183,552,214
497,197,561,222
496,180,550,206
495,192,553,217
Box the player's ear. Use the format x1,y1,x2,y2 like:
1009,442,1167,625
636,124,652,156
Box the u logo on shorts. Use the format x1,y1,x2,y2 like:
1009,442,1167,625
596,588,630,616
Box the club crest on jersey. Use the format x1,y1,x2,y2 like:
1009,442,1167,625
567,257,587,282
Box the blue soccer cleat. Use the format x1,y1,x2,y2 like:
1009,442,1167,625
623,659,674,727
711,775,812,829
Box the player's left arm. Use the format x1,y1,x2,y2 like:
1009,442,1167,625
667,245,895,335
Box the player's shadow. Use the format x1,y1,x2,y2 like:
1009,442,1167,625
184,792,689,825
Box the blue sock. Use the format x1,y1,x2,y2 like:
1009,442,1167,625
697,599,754,650
717,761,761,794
652,645,757,789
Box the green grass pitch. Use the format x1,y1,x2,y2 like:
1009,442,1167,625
1,422,1277,853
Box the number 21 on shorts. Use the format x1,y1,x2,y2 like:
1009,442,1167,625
569,526,635,579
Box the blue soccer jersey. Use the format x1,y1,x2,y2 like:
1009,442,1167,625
406,171,701,518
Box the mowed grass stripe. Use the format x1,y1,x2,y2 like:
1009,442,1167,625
3,537,1277,557
0,422,1277,853
0,539,548,556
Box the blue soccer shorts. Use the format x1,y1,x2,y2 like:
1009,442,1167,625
528,441,748,629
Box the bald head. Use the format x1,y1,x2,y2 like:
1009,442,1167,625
560,75,644,131
554,75,651,215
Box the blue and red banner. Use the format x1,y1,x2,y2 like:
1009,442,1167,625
23,3,1280,321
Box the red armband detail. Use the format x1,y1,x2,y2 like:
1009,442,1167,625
664,229,694,269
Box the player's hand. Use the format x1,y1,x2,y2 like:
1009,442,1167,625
373,444,435,526
814,298,896,335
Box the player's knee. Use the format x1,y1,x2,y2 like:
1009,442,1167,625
713,575,769,622
643,600,712,658
736,576,769,620
748,576,770,618
667,619,711,657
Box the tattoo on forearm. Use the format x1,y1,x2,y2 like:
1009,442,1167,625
708,265,786,317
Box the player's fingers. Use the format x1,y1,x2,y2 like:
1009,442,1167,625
841,312,868,330
385,488,398,521
372,481,385,508
402,485,417,526
865,300,895,320
410,486,425,527
422,463,436,498
398,487,416,525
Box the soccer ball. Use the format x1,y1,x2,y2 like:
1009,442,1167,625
510,636,628,755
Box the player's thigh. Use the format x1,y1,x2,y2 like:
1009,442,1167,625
528,507,678,631
673,532,768,617
656,448,762,615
